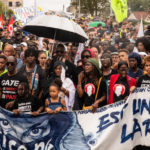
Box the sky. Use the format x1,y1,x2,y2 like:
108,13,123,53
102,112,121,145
23,0,71,12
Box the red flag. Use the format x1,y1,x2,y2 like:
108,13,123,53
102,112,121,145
0,13,3,29
7,17,13,37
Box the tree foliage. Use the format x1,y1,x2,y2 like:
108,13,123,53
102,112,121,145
7,9,14,18
0,1,5,14
128,0,150,11
71,0,109,16
71,0,150,17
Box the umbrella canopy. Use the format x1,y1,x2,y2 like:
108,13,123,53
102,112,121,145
89,21,106,27
23,15,88,43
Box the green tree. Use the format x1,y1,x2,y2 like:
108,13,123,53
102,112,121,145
0,1,13,18
129,0,150,11
71,0,109,16
0,1,5,15
7,9,14,18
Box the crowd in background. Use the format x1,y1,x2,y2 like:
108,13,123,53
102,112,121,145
0,16,150,117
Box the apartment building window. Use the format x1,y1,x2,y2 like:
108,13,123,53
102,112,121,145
9,1,13,7
16,2,21,7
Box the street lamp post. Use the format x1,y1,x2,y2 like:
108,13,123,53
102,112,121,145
109,0,113,16
34,0,37,17
5,0,7,18
79,0,80,17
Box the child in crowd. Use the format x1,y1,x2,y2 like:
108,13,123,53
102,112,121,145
13,82,43,116
45,79,67,114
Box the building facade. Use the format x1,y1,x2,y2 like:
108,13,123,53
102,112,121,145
0,0,23,9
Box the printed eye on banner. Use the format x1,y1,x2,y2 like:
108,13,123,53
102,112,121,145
0,110,90,150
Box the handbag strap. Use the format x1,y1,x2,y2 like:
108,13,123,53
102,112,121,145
95,77,102,101
31,65,37,92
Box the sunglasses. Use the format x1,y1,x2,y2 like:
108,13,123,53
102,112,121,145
6,62,16,66
82,55,91,59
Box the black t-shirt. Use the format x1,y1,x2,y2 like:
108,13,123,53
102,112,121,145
0,72,28,108
13,95,42,114
137,74,150,88
42,74,57,100
113,77,129,103
19,65,46,98
64,60,77,85
81,78,107,107
48,57,77,85
103,69,118,87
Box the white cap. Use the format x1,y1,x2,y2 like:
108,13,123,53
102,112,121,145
138,52,147,56
21,42,27,47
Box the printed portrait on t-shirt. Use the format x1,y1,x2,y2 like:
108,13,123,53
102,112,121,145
113,84,126,97
84,83,96,97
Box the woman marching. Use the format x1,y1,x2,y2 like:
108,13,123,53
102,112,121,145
108,61,136,104
77,58,107,112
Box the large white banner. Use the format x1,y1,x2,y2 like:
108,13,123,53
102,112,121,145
0,88,150,150
77,87,150,150
13,7,44,24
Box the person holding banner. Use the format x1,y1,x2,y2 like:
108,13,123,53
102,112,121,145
108,61,136,104
13,82,43,116
44,61,75,111
137,55,150,88
77,58,107,112
45,79,67,114
0,56,28,110
19,48,46,100
76,48,95,77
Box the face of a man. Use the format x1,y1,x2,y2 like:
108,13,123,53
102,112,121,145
119,52,128,63
71,46,77,55
6,56,17,74
111,54,119,65
101,57,111,68
4,44,14,57
3,31,9,38
56,46,65,57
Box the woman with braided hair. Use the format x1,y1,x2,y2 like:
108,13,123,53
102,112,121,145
77,58,107,112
